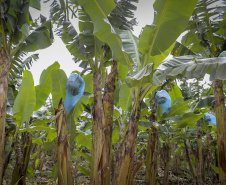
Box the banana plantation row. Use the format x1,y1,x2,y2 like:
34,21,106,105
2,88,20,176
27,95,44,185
0,0,226,184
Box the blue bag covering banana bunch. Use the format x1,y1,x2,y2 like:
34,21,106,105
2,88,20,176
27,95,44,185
156,90,171,114
64,73,85,115
203,113,216,125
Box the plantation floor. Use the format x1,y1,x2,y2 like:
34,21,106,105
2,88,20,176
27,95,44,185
3,151,218,185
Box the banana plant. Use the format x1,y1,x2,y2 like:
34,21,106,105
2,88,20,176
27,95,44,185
77,0,197,184
153,0,226,181
10,70,36,185
54,73,85,185
155,83,208,185
50,0,198,184
3,62,64,183
112,0,198,183
0,1,54,182
50,0,138,184
8,63,64,184
7,61,86,184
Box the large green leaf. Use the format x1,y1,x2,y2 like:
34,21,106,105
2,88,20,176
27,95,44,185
77,0,133,66
166,101,190,117
126,64,153,87
154,56,226,84
118,84,132,111
172,112,203,129
139,0,198,56
20,20,53,52
115,29,141,67
168,83,183,105
35,62,60,111
76,132,92,149
60,21,88,61
78,9,103,58
51,69,67,109
13,70,36,125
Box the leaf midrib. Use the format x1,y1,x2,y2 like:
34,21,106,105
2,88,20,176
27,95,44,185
128,31,140,68
147,0,170,57
168,102,188,117
94,0,107,18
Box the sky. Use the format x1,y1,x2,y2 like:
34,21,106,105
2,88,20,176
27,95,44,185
29,0,155,85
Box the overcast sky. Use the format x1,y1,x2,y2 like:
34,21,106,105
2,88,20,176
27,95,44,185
29,0,155,85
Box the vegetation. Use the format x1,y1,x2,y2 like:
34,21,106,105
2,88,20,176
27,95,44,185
0,0,226,184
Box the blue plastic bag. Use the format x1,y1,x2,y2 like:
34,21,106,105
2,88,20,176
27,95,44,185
64,73,85,115
204,112,216,125
156,90,171,114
